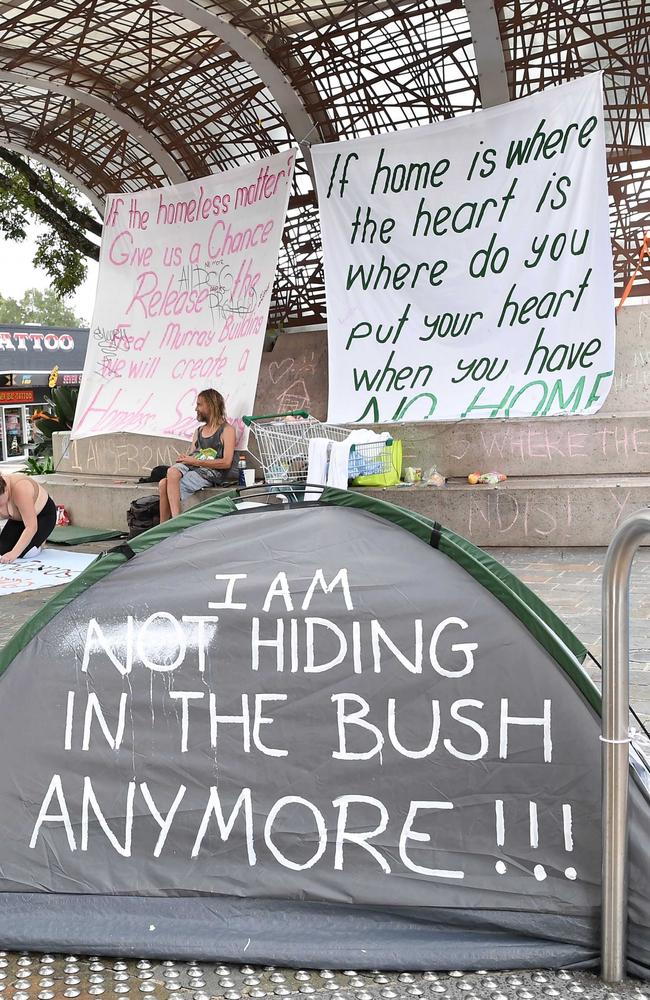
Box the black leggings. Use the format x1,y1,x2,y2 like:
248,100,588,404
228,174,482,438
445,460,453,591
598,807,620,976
0,496,57,558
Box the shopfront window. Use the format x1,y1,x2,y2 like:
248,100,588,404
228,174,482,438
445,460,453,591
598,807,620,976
0,406,29,461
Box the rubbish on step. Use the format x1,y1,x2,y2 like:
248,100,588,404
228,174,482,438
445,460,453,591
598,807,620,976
467,471,507,485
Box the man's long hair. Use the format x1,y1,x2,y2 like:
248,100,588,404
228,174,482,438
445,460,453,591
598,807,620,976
0,473,6,496
198,388,226,426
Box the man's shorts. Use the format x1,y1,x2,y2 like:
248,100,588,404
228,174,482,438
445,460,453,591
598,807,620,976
172,463,222,501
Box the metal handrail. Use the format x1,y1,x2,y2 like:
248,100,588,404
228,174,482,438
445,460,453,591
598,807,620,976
601,508,650,982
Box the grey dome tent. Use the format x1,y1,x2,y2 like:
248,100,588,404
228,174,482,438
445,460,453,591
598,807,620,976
1,486,649,975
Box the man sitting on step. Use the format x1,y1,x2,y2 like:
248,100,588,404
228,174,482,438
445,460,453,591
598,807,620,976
159,388,236,522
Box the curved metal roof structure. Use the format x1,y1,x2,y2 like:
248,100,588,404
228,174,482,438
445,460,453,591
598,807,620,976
0,1,647,325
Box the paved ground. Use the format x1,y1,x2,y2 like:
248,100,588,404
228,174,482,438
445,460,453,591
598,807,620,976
1,543,649,997
0,956,648,1000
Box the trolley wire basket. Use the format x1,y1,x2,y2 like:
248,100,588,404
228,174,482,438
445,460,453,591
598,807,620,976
242,410,396,485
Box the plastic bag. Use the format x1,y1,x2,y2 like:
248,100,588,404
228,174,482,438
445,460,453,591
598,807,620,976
55,504,70,527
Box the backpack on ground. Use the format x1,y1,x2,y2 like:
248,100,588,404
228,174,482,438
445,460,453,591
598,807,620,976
127,494,160,538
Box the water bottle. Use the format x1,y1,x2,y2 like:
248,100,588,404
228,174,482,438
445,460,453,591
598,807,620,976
238,454,247,486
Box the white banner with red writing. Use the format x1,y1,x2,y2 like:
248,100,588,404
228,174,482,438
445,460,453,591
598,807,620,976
312,75,614,424
72,151,295,441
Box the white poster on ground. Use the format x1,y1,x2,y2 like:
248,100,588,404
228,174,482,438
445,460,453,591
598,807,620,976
312,75,614,424
0,550,96,595
72,151,295,441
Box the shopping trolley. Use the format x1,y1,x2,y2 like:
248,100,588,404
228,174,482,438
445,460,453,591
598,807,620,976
242,410,398,485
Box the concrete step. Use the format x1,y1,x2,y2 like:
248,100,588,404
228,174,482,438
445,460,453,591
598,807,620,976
53,433,187,478
41,474,159,530
55,412,650,484
39,474,226,531
42,470,650,546
375,412,650,478
359,474,650,546
52,431,261,479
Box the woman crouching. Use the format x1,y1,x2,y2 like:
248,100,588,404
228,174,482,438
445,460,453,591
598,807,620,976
0,472,57,563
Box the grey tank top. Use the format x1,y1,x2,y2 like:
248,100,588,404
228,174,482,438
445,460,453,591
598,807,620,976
195,424,225,458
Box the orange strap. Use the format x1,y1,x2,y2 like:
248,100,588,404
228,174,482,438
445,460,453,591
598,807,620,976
617,231,649,312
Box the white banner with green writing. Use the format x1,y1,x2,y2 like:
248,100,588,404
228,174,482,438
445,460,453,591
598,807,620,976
312,75,614,423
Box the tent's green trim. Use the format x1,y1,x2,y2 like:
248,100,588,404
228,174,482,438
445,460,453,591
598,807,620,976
0,485,599,716
437,529,600,714
322,488,587,659
319,487,436,544
319,487,599,715
438,527,587,663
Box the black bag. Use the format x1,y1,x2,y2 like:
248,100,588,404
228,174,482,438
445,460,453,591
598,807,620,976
127,494,160,538
138,464,169,484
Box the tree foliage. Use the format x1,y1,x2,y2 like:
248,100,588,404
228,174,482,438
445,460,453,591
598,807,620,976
0,148,101,297
0,287,87,327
